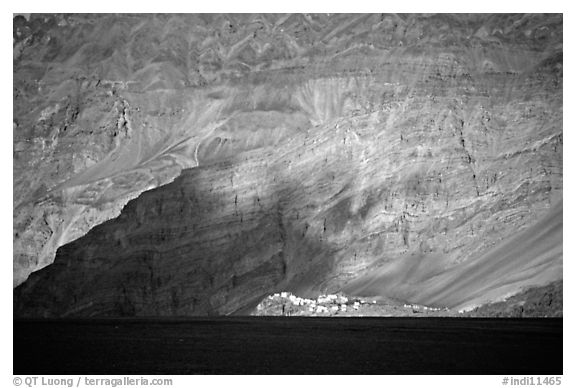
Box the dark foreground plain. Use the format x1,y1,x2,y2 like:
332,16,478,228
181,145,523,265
14,317,562,375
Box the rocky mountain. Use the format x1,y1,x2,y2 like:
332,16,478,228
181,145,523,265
14,14,562,317
463,280,562,317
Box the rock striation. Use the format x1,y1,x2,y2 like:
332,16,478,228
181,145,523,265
14,14,562,316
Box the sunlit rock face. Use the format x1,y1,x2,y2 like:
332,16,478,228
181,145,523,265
14,14,562,316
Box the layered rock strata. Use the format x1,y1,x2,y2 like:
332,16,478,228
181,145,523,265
14,14,562,316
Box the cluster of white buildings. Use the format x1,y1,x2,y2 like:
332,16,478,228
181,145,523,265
262,292,368,315
256,292,453,316
317,294,348,304
268,292,315,306
403,303,443,312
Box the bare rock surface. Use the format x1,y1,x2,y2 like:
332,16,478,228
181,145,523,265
462,280,562,317
14,14,562,316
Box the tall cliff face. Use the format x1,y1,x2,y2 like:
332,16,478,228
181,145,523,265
14,14,562,316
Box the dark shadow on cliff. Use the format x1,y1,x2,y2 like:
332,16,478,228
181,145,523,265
14,156,343,317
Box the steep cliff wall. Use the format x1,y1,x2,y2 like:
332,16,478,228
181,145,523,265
14,14,562,316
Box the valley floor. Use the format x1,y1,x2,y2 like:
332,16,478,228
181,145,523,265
14,317,562,374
